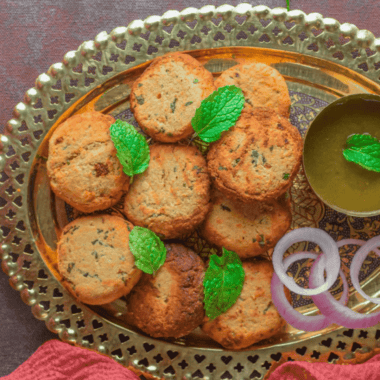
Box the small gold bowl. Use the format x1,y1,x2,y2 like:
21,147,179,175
303,93,380,217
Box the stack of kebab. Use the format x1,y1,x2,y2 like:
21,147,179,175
47,53,302,349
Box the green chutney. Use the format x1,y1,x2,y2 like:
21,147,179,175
303,94,380,215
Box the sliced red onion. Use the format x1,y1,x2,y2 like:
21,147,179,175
350,235,380,304
309,254,349,306
272,252,330,331
310,253,380,329
272,228,340,296
337,238,380,255
337,238,366,248
271,252,349,331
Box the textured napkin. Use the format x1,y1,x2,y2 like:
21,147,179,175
268,352,380,380
1,340,140,380
4,338,380,380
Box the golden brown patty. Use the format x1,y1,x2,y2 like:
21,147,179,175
47,112,129,213
214,62,291,118
130,53,216,142
202,189,292,259
125,243,205,338
202,260,287,349
123,143,210,239
57,215,141,305
207,108,303,202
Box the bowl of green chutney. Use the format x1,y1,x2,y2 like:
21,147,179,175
303,93,380,217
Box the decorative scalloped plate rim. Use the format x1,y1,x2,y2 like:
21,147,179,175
2,5,380,380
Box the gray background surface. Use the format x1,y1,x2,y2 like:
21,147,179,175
0,0,379,376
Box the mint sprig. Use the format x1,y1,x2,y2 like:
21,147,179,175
191,85,245,143
129,226,167,276
204,247,245,320
110,120,150,181
343,133,380,173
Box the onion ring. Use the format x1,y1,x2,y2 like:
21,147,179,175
272,253,329,331
271,252,349,331
337,238,380,255
272,228,340,296
308,254,349,306
349,235,380,304
310,253,380,329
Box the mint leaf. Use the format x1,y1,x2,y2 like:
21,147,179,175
343,133,380,173
110,120,150,180
129,226,167,276
191,85,245,143
204,247,245,320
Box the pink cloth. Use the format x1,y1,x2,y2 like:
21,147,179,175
1,340,139,380
269,353,380,380
4,339,380,380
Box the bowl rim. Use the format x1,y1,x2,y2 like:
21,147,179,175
303,93,380,217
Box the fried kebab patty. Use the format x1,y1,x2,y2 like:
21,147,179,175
124,143,210,239
125,243,205,338
202,189,292,259
207,108,303,203
130,53,216,142
47,111,129,213
57,215,141,305
202,260,288,349
214,61,291,118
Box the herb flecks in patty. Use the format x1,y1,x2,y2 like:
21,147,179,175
136,95,145,105
94,163,109,177
170,97,177,113
221,204,231,212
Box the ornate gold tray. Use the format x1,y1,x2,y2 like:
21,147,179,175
3,5,380,379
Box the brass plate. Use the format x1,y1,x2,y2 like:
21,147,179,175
2,5,380,380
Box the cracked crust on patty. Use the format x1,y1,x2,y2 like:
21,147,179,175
57,215,141,305
202,189,292,259
47,111,129,213
207,108,303,203
130,53,216,142
123,143,211,239
201,260,288,349
124,243,205,338
214,61,291,118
